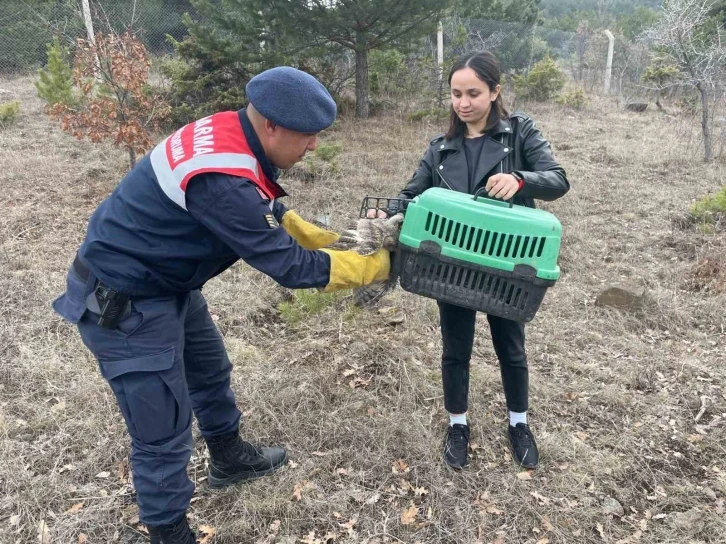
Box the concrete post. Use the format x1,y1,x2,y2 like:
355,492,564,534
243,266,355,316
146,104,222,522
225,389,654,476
437,21,444,81
604,29,614,94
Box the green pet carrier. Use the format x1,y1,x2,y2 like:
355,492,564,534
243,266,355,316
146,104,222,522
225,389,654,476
391,187,562,322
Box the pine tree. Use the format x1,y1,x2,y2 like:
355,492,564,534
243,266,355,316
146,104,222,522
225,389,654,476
268,0,449,118
451,0,541,25
161,0,285,126
447,0,544,73
35,36,76,108
165,0,449,121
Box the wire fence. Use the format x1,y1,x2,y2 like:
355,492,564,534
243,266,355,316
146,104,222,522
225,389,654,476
1,2,579,76
0,0,192,74
360,17,578,111
439,17,575,74
0,2,657,110
2,3,723,158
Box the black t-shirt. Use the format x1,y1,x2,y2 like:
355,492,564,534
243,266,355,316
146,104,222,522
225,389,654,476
463,134,486,191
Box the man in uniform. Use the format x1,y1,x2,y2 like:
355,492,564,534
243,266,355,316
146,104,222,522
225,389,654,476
52,67,389,543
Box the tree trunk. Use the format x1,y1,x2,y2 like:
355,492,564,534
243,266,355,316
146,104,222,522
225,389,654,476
655,94,664,113
696,81,712,162
355,42,369,119
128,147,136,170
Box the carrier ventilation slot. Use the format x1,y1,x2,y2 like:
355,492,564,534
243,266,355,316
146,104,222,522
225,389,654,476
422,214,547,260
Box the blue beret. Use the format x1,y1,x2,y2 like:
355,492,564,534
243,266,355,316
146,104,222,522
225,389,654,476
246,67,337,133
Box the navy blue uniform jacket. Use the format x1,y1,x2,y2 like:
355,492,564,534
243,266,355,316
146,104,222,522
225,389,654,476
75,109,331,297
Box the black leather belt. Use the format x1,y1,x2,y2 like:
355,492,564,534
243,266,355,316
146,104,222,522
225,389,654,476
72,253,91,282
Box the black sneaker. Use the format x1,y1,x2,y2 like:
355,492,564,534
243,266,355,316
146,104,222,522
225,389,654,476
508,423,539,469
148,515,196,544
444,424,470,469
206,431,287,488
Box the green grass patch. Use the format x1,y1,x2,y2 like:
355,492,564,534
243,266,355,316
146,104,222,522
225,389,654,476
691,186,726,230
278,289,340,325
314,142,342,162
0,101,20,127
692,186,726,218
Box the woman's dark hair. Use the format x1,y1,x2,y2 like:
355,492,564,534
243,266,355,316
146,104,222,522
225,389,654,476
445,51,509,140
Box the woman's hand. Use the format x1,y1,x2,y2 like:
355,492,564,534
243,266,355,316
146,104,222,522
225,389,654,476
485,173,520,200
365,209,389,219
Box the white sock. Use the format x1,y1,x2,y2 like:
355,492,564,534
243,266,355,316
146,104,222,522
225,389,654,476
509,411,527,427
449,413,467,427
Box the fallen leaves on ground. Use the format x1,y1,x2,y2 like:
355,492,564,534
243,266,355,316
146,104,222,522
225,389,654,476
401,505,418,525
198,524,216,544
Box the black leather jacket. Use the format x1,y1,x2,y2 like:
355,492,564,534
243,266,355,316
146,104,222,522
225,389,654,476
397,112,569,209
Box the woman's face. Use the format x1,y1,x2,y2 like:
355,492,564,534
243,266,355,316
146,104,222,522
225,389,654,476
450,67,500,128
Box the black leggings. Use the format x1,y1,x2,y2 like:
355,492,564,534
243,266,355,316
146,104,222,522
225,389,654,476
438,301,528,414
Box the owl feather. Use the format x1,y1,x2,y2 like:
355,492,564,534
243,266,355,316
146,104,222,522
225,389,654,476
325,214,404,307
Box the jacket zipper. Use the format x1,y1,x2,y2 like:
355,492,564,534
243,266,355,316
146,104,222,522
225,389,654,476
438,133,508,192
438,169,455,190
437,148,457,190
500,135,505,175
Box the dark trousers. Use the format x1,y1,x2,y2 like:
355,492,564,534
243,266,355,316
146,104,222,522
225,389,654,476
438,301,528,415
76,289,241,526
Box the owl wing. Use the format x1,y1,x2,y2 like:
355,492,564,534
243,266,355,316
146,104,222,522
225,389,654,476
353,274,399,307
324,222,361,251
353,281,390,307
352,218,385,256
324,216,403,255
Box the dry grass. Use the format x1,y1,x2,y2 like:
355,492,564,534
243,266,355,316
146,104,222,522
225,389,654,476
1,75,725,544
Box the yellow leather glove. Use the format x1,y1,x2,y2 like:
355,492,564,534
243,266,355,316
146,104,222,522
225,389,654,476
281,210,340,250
319,248,390,292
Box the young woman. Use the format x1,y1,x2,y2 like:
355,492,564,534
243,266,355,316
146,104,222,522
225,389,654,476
396,52,569,469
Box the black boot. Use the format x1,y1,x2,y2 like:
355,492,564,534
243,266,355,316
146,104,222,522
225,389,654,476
147,515,195,544
444,424,470,469
508,423,539,469
206,431,287,488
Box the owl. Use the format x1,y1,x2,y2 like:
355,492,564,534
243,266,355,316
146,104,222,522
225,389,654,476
326,214,404,307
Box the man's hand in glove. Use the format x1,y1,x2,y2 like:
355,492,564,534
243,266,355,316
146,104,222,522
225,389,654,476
281,210,340,250
319,248,390,292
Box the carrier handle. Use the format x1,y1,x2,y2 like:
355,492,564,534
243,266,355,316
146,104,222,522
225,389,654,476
472,187,514,208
